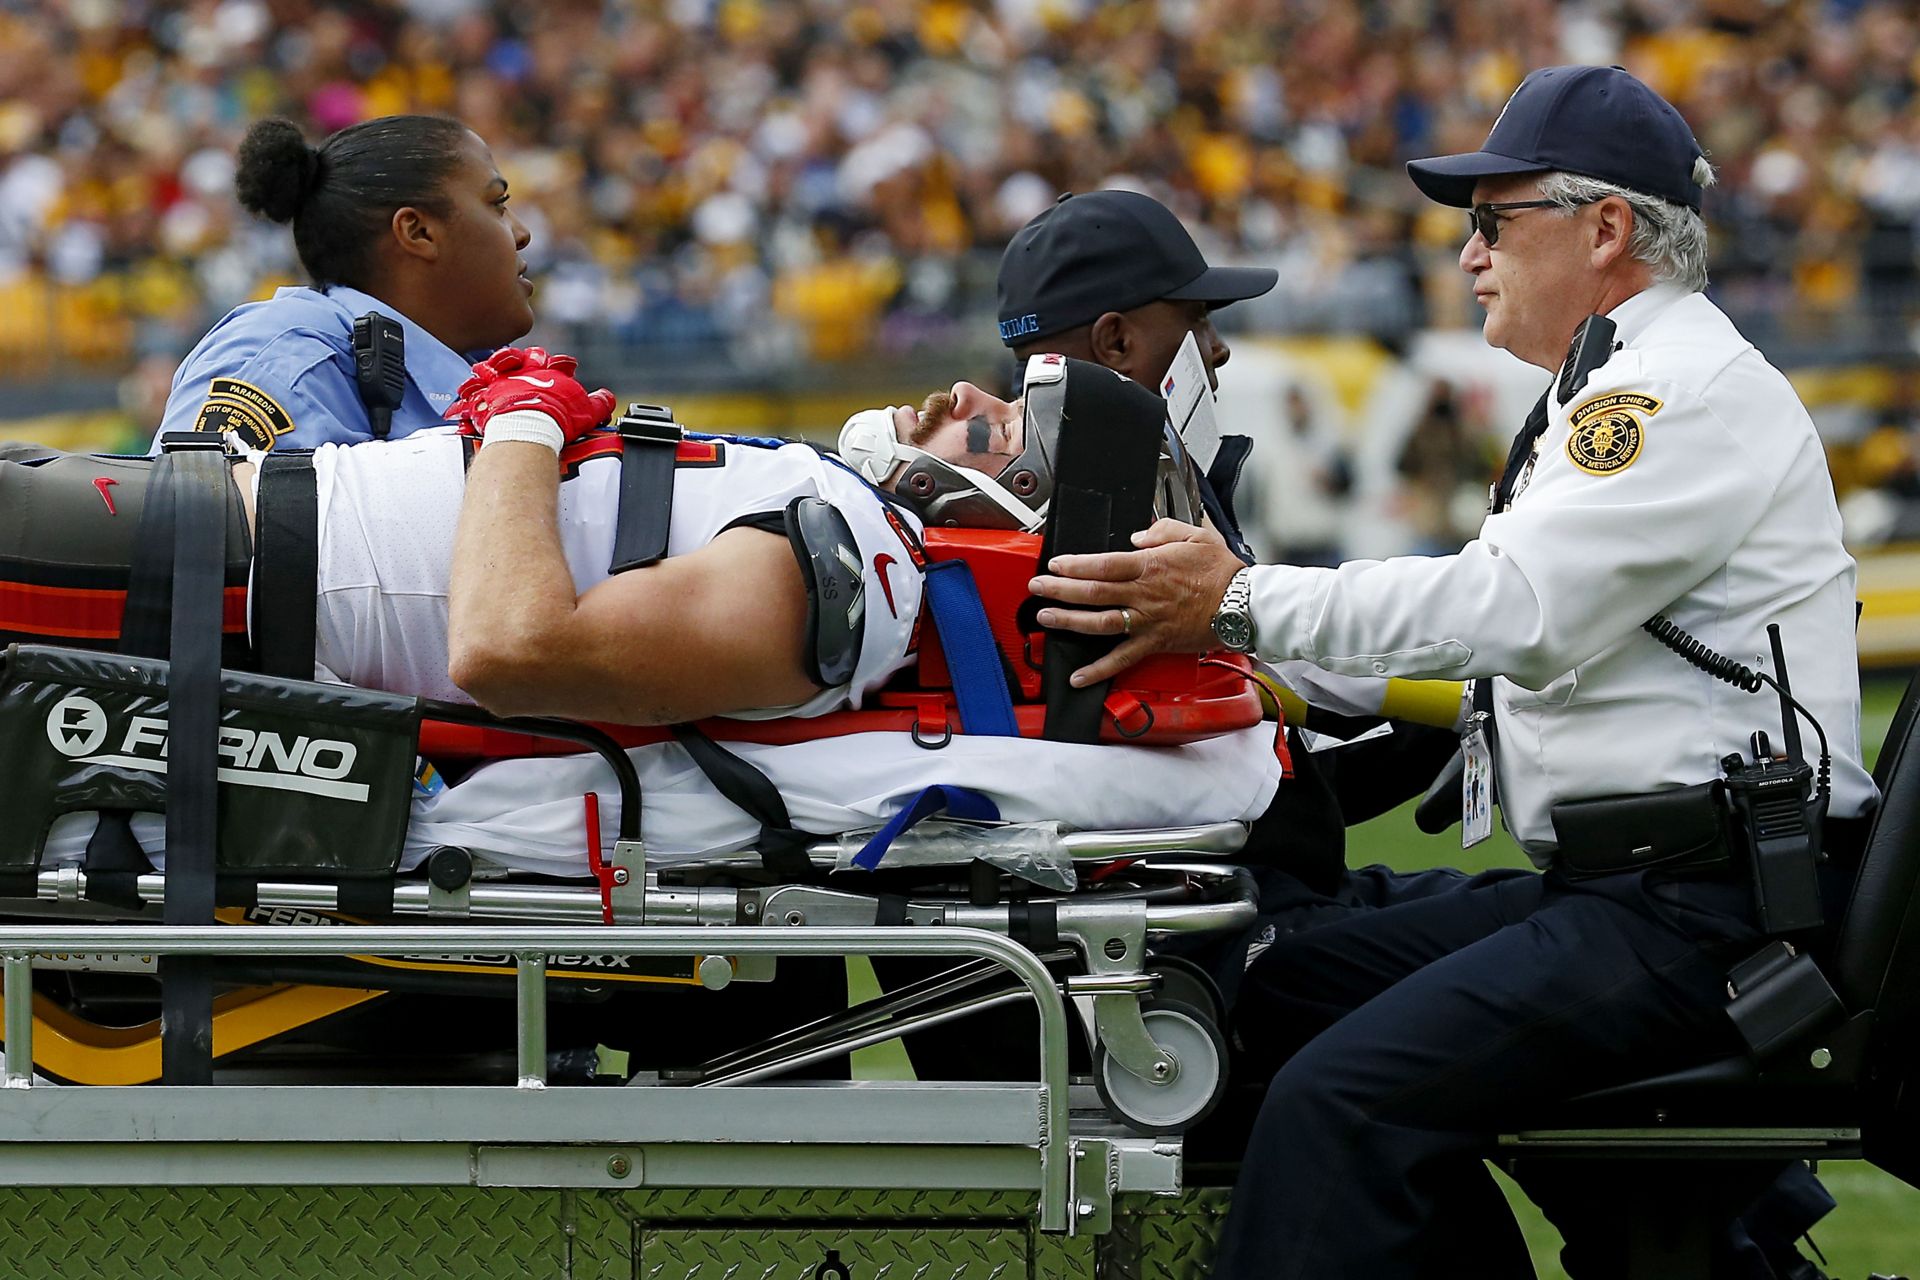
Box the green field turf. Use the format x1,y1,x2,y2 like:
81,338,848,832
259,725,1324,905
1343,677,1920,1277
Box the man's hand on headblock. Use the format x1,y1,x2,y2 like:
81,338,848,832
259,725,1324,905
1029,517,1245,687
445,346,616,450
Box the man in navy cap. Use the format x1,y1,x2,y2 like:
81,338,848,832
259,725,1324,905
997,190,1480,930
995,189,1275,557
1029,66,1872,1277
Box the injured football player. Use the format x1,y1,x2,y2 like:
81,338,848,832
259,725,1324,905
5,347,1285,875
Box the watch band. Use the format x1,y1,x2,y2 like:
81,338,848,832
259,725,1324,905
1212,566,1256,653
1221,568,1249,614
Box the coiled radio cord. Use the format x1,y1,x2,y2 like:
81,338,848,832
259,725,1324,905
1642,616,1831,801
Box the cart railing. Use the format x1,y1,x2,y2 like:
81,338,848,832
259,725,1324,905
0,923,1076,1230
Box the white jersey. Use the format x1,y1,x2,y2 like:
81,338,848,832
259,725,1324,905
1245,285,1876,856
308,428,922,718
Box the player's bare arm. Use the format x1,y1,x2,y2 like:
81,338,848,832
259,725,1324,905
447,435,819,724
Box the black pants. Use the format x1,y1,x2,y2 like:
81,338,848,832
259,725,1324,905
1214,865,1834,1279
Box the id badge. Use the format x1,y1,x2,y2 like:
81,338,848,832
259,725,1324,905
1161,331,1221,474
1461,716,1494,849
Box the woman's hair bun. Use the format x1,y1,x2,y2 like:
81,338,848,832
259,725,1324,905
234,118,323,223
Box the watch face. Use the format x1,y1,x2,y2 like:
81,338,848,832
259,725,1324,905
1214,612,1253,652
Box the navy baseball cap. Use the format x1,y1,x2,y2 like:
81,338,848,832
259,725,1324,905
996,190,1277,347
1407,65,1707,211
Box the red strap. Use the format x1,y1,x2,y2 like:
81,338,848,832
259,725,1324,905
556,434,719,469
913,702,953,748
583,792,613,925
0,583,248,641
1103,691,1152,739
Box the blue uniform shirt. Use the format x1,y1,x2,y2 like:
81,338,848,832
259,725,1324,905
154,285,486,451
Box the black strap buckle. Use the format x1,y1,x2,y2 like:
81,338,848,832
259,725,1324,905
617,403,681,442
608,406,684,575
157,431,235,454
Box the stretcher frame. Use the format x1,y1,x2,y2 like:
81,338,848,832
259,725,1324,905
0,921,1184,1238
14,825,1259,1127
2,644,1264,1127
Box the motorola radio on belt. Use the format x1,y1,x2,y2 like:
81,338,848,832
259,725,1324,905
352,312,406,440
1643,618,1830,935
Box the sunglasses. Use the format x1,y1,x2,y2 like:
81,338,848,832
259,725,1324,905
1468,199,1564,247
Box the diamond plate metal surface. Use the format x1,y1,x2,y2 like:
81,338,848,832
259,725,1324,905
641,1225,1029,1280
1112,1189,1231,1280
601,1190,1093,1280
1031,1222,1095,1280
0,1187,588,1278
0,1179,1172,1280
607,1188,1040,1221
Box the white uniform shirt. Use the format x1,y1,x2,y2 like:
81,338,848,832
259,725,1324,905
308,428,923,717
1245,284,1876,857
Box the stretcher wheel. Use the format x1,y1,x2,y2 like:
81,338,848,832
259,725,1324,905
1092,1000,1227,1135
1145,955,1226,1029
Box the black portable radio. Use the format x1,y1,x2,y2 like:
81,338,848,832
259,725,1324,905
352,312,407,439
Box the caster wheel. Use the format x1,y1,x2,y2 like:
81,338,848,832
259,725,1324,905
1092,1000,1228,1135
1145,954,1227,1028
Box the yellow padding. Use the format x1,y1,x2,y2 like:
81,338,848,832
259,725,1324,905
11,983,384,1086
1265,681,1309,728
1379,679,1467,729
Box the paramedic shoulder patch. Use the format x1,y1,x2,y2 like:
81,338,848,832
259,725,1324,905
1565,391,1661,477
193,378,295,451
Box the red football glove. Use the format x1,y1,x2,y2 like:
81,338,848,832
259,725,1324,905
445,346,616,444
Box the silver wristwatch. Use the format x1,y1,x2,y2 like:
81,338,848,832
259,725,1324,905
1211,567,1256,653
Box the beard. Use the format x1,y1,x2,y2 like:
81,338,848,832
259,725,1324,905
909,390,955,446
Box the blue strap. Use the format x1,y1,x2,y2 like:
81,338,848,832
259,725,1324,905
852,785,1001,870
923,557,1019,736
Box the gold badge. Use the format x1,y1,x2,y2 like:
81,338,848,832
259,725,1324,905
192,377,296,452
1565,391,1660,476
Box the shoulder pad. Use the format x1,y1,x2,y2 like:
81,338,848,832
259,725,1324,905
785,496,866,688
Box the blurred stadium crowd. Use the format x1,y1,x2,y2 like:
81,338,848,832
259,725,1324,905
13,0,1920,588
2,0,1920,382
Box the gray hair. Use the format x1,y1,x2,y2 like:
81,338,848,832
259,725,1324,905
1536,166,1716,292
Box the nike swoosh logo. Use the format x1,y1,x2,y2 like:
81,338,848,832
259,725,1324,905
521,376,556,388
92,476,118,516
873,554,899,617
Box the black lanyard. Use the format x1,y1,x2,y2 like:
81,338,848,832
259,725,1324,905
1491,391,1550,516
1471,391,1551,732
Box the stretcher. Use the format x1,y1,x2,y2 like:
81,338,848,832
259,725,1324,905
0,365,1278,1130
0,527,1272,1132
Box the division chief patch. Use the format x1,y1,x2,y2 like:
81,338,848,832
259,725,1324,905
1565,391,1661,476
193,377,296,451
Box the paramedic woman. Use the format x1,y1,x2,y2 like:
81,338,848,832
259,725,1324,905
153,114,535,452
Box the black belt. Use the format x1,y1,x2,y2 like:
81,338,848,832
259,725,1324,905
252,452,318,679
1550,788,1872,881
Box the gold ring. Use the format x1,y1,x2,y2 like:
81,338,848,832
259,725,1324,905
1120,607,1133,636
